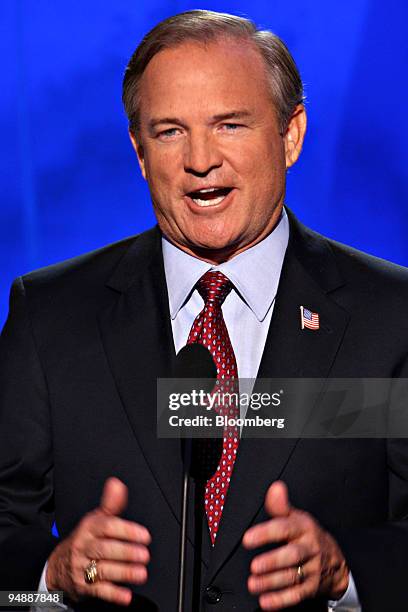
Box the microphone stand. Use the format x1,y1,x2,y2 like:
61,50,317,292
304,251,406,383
192,478,205,611
177,440,191,612
177,439,216,612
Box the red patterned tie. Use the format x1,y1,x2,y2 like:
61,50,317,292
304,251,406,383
187,270,239,544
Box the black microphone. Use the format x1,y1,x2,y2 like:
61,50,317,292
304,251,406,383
173,344,217,393
173,344,222,481
174,342,217,381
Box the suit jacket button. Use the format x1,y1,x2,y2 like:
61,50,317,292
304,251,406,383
205,585,222,604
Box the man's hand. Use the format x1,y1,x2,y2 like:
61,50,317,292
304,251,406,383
46,477,151,606
242,481,349,610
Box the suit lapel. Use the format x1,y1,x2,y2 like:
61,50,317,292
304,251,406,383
206,210,351,583
97,228,184,524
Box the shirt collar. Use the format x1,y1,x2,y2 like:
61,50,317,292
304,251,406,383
162,209,289,322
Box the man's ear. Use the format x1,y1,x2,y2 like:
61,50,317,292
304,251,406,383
128,129,147,180
284,104,307,168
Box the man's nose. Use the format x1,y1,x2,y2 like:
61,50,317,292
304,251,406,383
183,131,223,175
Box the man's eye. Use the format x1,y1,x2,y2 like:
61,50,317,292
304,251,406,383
158,128,179,139
221,123,243,131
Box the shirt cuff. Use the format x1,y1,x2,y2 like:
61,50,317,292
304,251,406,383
30,561,68,611
328,571,361,611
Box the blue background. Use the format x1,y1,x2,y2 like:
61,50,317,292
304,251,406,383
1,0,407,327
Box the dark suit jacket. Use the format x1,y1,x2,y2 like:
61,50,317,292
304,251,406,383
1,210,408,611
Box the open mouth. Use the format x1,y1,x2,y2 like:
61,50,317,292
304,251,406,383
186,187,233,207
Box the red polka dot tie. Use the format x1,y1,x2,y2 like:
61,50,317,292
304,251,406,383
187,270,240,544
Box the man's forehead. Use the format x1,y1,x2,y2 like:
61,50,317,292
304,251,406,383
141,36,267,84
138,37,271,117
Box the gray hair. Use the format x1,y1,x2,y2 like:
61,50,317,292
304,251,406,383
122,10,304,135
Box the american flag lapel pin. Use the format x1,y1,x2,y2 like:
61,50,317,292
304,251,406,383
300,305,320,330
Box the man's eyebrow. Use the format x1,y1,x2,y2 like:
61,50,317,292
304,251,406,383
211,110,252,122
148,117,187,131
148,110,252,131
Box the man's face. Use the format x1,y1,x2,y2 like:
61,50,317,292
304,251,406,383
131,37,305,262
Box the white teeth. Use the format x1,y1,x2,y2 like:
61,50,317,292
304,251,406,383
192,187,227,195
192,196,225,207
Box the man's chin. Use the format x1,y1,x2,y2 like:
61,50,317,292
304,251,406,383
161,226,245,262
183,239,243,264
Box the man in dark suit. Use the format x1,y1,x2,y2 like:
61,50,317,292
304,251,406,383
1,9,408,612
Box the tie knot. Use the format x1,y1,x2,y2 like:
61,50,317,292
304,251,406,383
197,271,232,307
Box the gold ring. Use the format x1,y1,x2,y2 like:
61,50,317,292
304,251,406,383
296,564,305,583
84,559,98,584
